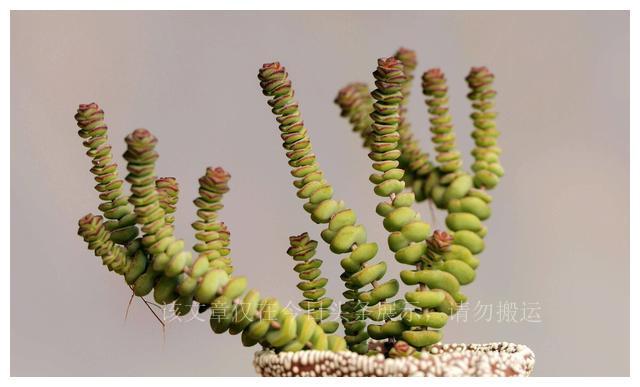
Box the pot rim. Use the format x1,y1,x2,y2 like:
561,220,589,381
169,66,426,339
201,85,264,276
254,342,535,377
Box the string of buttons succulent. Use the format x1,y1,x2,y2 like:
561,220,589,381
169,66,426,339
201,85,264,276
76,47,502,359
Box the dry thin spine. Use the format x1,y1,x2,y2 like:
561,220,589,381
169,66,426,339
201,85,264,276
258,62,391,354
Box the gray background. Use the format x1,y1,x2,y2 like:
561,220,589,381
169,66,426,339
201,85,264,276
11,11,629,376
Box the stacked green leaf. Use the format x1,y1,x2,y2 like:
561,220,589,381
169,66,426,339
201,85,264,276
405,232,457,347
75,53,505,358
194,241,345,351
334,83,374,148
236,294,347,352
77,213,130,274
156,177,179,225
393,48,433,193
193,167,233,274
336,56,498,352
365,57,441,349
122,129,191,304
421,68,465,209
466,67,503,189
287,232,339,334
75,103,138,245
420,68,492,260
174,167,234,316
75,112,348,352
258,62,394,354
419,70,490,343
335,49,435,204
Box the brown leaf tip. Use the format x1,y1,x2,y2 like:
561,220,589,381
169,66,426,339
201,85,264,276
470,66,491,74
377,56,403,70
156,177,179,191
78,102,100,112
374,57,406,85
335,82,369,107
394,47,417,70
423,68,445,81
126,128,157,146
427,229,453,252
468,66,495,82
78,213,98,226
75,102,105,130
289,232,310,245
205,166,231,184
389,340,416,358
258,62,286,81
262,62,281,70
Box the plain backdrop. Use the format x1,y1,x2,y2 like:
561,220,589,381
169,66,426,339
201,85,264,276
11,11,629,376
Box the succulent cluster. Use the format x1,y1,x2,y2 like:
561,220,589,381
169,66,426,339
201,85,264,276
334,49,500,353
75,103,347,353
76,48,501,358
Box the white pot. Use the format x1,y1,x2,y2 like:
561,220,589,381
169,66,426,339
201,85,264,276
254,342,535,377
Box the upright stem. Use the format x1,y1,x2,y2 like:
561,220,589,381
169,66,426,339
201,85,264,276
156,177,179,225
393,48,434,192
466,67,503,190
123,129,191,300
193,167,233,274
422,69,463,185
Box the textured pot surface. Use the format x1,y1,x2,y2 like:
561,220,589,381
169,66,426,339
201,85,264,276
254,342,535,377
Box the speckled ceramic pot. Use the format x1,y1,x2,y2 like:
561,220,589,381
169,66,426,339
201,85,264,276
254,342,535,377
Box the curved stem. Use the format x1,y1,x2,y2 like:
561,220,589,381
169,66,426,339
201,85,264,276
75,103,138,245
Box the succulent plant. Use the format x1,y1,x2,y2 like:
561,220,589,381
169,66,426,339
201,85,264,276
334,49,500,351
75,48,501,359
